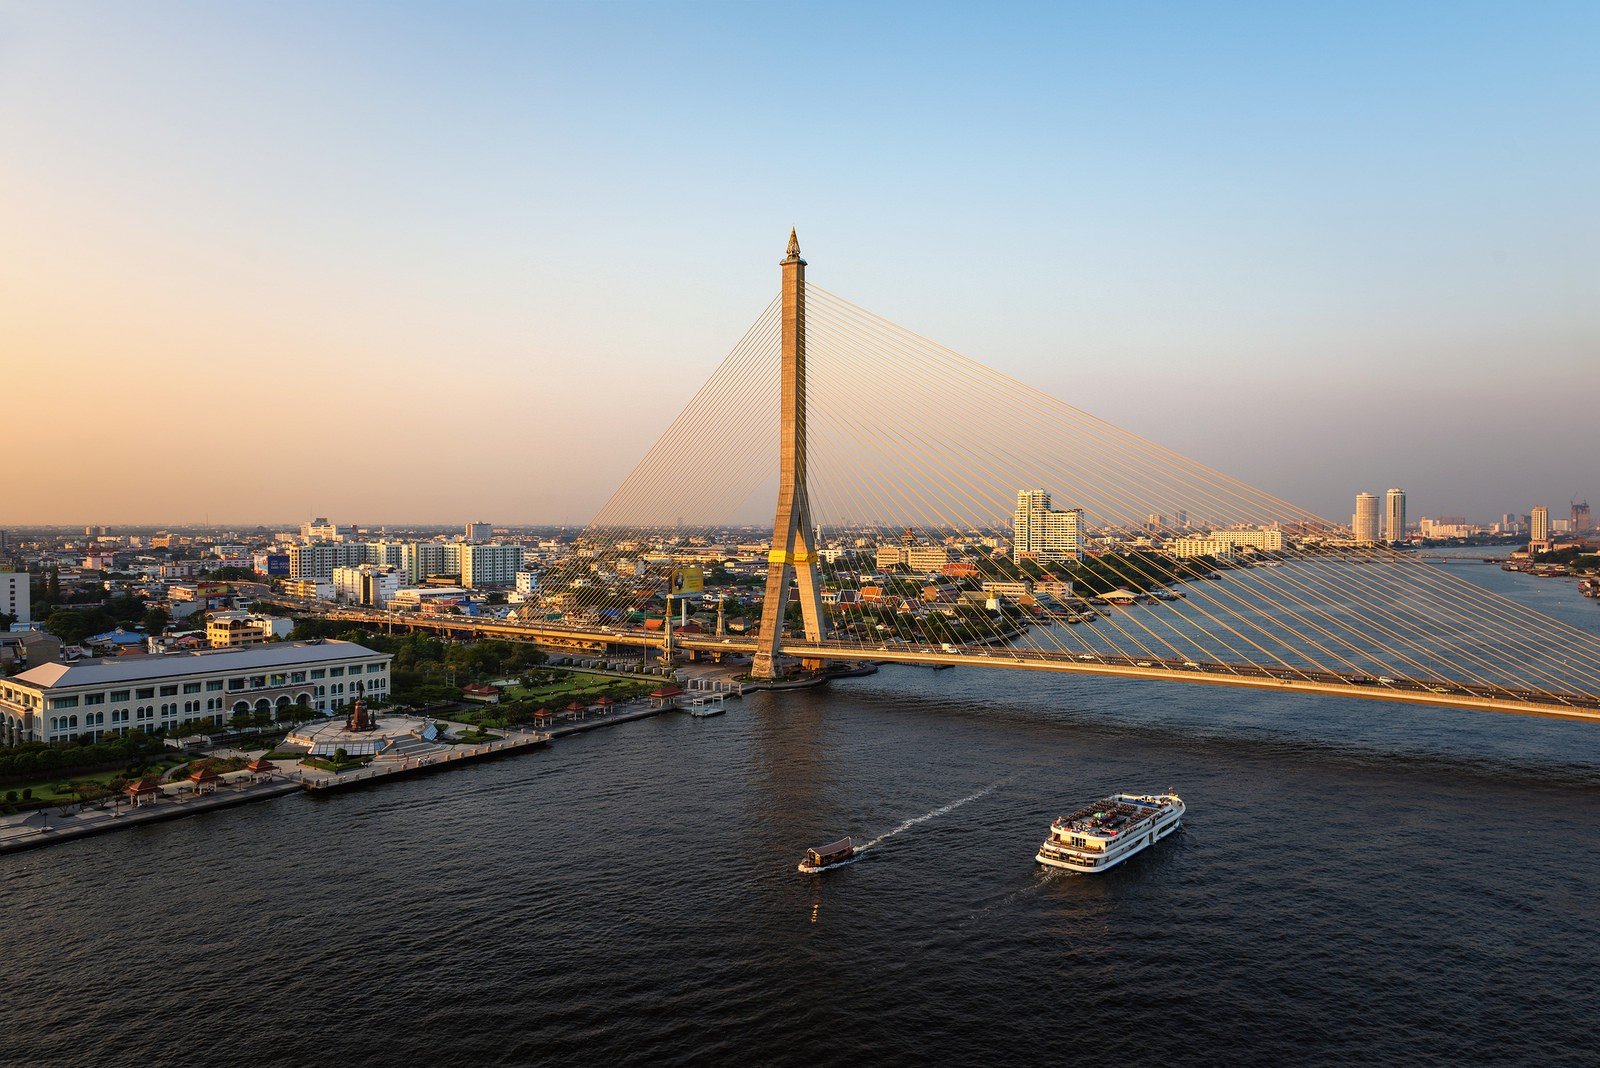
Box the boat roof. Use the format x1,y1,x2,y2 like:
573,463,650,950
810,837,852,855
1052,795,1172,836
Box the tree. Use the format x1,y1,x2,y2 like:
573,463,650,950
45,608,115,644
141,606,170,636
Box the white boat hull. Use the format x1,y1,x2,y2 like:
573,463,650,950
1036,797,1185,874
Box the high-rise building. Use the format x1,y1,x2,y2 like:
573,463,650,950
465,521,493,544
459,543,524,588
1352,493,1380,544
1531,505,1550,546
401,541,461,582
1,571,29,625
288,542,370,580
1013,489,1084,564
1384,488,1406,544
1573,501,1592,533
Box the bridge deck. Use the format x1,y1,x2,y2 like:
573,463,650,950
303,605,1600,725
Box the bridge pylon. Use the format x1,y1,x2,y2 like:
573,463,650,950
752,229,828,678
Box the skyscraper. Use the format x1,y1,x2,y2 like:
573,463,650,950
1353,493,1379,544
1013,489,1084,564
1531,505,1549,546
1572,501,1592,533
1384,488,1406,544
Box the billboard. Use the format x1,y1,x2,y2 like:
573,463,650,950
670,566,704,596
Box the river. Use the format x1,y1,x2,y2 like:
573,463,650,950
4,549,1597,1065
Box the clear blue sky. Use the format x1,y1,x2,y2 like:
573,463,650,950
2,1,1595,524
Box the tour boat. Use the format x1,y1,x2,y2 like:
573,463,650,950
797,837,856,874
1036,792,1184,874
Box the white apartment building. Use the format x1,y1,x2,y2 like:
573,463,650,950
2,571,30,625
402,541,462,582
465,521,493,543
1013,490,1084,564
288,542,371,580
0,640,392,745
332,563,404,607
459,543,523,588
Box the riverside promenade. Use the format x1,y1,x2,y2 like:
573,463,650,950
0,697,692,854
0,776,301,855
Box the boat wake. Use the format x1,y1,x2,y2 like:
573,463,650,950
967,868,1069,922
855,780,1005,856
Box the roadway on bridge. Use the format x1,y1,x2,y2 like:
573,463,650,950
278,600,1600,725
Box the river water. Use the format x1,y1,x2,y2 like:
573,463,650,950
5,552,1599,1065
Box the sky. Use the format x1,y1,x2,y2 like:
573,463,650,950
2,1,1596,527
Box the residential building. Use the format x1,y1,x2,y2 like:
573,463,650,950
981,580,1033,598
459,543,523,588
1419,518,1474,539
465,521,493,544
2,571,30,625
0,639,392,745
1384,488,1407,544
1013,489,1084,564
282,578,334,600
1167,529,1285,558
1531,505,1550,547
206,611,292,649
288,542,370,579
401,541,461,582
1353,493,1380,544
332,563,404,607
874,544,952,571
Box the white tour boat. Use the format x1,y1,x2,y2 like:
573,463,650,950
1035,791,1184,873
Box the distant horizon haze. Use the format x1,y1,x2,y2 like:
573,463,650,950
4,2,1595,526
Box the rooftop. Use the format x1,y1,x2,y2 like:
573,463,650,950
8,640,387,691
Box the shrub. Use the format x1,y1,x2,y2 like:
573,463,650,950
4,790,15,802
21,788,32,800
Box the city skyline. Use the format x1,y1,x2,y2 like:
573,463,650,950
4,2,1597,525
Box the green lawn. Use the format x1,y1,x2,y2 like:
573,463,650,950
3,758,187,806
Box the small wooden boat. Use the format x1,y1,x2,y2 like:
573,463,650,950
797,837,855,874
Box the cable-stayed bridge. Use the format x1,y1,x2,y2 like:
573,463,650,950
339,232,1600,724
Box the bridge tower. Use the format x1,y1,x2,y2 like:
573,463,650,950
752,229,828,678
